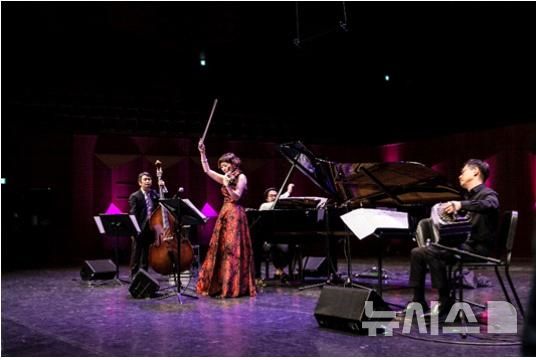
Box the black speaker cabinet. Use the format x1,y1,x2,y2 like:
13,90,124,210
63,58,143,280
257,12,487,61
129,269,160,298
80,259,117,281
314,286,392,333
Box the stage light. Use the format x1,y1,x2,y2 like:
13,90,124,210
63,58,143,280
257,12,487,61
201,202,218,217
105,202,123,214
384,74,390,82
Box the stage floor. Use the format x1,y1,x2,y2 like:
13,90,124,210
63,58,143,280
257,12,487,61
2,257,533,356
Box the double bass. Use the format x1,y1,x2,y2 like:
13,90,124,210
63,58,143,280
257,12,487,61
148,160,194,275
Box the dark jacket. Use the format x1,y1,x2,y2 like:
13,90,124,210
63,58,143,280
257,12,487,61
461,183,500,255
128,189,160,233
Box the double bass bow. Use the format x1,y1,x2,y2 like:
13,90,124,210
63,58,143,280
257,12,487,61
148,160,194,275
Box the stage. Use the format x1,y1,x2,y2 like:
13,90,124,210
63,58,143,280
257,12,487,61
1,257,532,357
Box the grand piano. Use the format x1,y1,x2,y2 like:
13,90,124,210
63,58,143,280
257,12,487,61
247,141,463,283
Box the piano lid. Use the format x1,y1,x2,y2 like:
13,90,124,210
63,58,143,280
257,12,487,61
279,141,339,199
334,161,462,207
279,141,462,208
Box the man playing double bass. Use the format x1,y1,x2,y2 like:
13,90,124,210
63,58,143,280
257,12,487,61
128,171,164,279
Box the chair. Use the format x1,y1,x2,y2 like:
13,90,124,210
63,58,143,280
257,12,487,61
433,210,525,318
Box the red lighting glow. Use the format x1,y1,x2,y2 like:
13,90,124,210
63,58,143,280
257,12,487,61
381,143,402,162
484,155,497,189
532,154,536,210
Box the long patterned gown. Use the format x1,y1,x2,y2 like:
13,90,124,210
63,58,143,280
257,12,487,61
196,181,256,298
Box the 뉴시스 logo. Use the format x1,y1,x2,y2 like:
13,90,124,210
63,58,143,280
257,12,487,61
360,300,518,336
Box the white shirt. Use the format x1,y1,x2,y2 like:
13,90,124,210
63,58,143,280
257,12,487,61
259,191,290,211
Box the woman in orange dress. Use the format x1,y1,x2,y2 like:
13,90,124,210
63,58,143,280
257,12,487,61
196,140,256,298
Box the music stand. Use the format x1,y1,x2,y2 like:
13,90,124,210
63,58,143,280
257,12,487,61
298,207,352,291
94,213,141,285
159,198,208,303
340,208,409,296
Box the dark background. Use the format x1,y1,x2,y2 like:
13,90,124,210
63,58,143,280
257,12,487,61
4,2,536,143
2,2,536,269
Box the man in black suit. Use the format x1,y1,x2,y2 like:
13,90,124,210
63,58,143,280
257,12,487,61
404,159,500,317
128,172,161,278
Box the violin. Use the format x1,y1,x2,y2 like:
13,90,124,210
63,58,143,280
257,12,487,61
225,168,241,187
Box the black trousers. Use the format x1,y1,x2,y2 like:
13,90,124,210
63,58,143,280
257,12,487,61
252,240,292,278
130,230,152,276
270,244,292,271
409,242,483,292
409,246,450,290
410,217,450,290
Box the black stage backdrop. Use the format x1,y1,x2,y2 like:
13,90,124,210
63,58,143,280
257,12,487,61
2,3,536,269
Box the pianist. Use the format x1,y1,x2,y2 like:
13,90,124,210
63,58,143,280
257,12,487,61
259,183,294,210
258,184,295,283
403,159,499,318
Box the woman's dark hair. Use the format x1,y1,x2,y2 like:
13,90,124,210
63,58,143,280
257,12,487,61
465,159,490,181
218,152,241,169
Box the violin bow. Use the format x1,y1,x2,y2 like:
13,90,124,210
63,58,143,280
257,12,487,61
200,98,218,143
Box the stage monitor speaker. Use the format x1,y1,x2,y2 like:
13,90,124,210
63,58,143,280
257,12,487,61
302,256,327,274
314,286,392,333
80,259,117,281
129,269,160,299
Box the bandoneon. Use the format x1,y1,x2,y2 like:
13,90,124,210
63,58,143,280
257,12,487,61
430,202,472,247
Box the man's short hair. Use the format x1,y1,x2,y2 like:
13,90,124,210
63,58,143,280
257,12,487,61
465,159,490,181
263,187,278,200
138,171,151,183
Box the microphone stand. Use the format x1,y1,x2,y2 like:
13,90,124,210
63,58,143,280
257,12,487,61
159,196,199,303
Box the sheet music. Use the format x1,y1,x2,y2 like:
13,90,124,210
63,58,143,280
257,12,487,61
93,216,105,234
129,215,141,233
340,208,408,240
94,214,141,235
287,196,328,208
273,196,328,210
183,198,209,223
